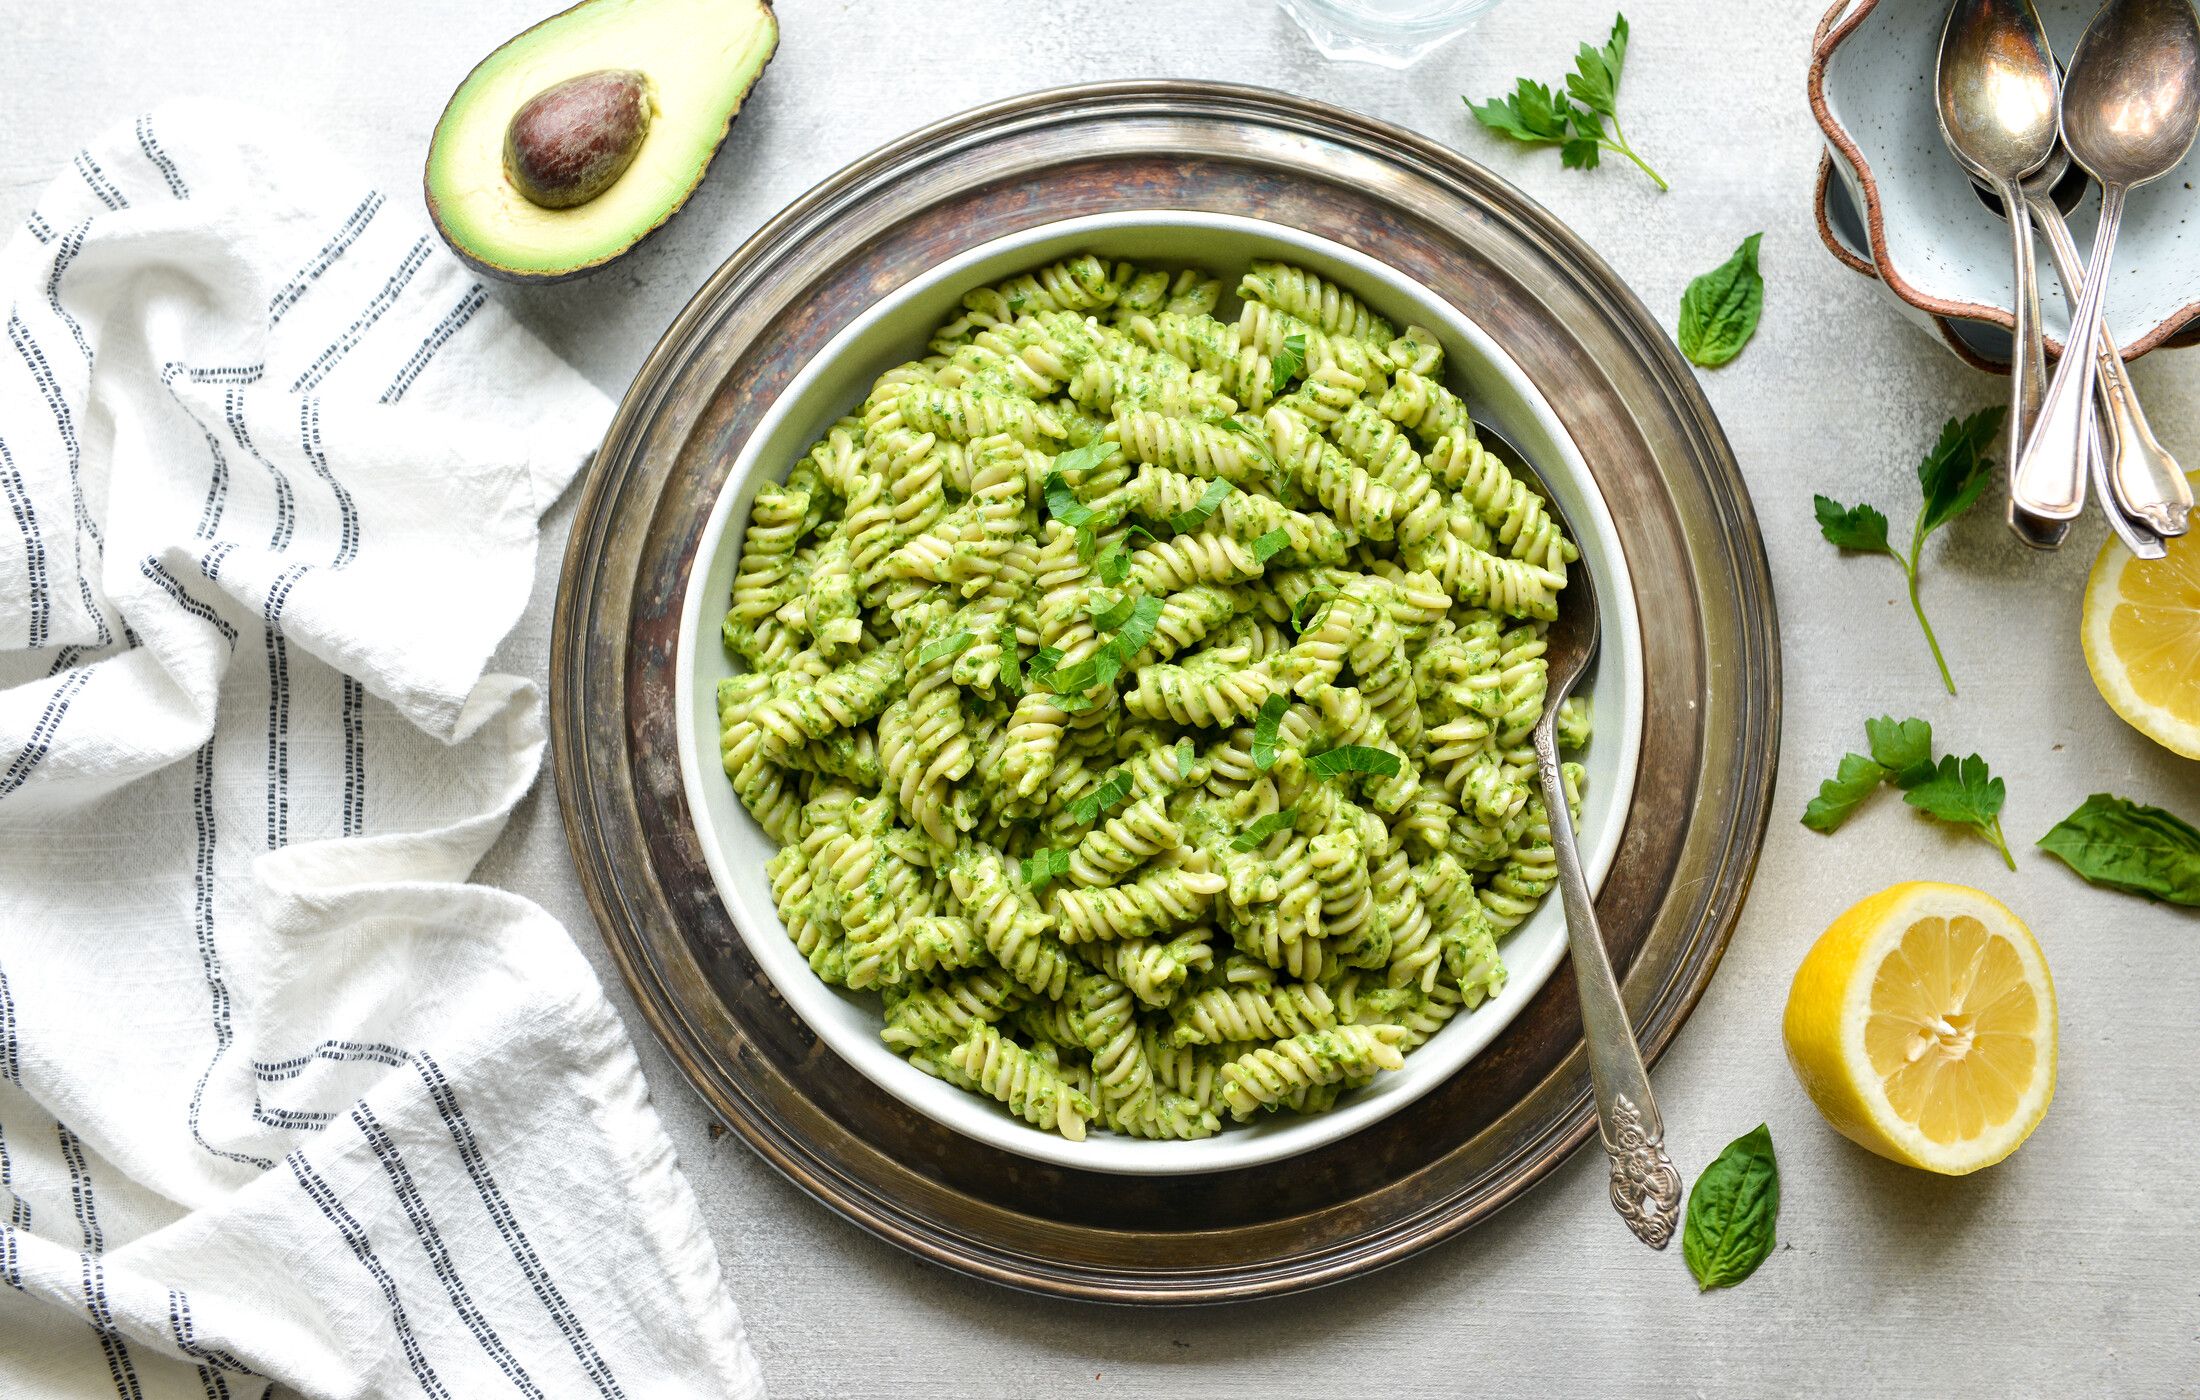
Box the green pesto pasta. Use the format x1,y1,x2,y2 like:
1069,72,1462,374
716,252,1590,1143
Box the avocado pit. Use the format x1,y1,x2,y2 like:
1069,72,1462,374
504,68,654,210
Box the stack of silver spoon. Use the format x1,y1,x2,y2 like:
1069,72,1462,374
1935,0,2198,556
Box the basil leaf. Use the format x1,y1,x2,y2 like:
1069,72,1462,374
1096,541,1132,586
1251,694,1288,771
1864,715,1934,788
2038,793,2200,906
1677,232,1763,369
1683,1123,1779,1291
1071,767,1135,825
1290,582,1339,632
1088,594,1135,632
998,624,1024,692
1270,332,1307,395
1050,440,1120,478
1812,495,1890,555
1800,752,1888,834
1915,406,2005,537
915,631,975,667
1251,527,1292,564
1043,472,1097,528
1044,649,1121,698
1170,479,1235,534
1232,807,1298,852
1111,594,1166,659
1020,848,1071,887
1306,744,1400,779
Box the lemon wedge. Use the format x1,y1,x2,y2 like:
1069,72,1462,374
2083,524,2200,759
1782,882,2056,1175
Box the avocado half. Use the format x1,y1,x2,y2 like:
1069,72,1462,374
425,0,778,283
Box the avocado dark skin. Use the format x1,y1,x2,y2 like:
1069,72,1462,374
504,69,654,210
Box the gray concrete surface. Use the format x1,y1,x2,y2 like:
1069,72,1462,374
8,1,2200,1394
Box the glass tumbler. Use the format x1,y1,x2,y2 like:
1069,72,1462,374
1279,0,1508,68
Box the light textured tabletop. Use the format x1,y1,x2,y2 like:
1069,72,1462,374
8,2,2200,1394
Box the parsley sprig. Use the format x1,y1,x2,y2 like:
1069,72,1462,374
1801,716,2013,869
1814,407,2003,696
1467,15,1666,191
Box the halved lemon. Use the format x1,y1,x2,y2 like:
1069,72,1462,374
1782,882,2056,1175
2082,525,2200,759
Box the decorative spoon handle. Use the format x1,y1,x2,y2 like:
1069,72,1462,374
2026,192,2189,540
1533,721,1682,1250
2016,182,2127,522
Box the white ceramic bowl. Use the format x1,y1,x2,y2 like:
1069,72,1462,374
674,211,1644,1174
1810,0,2200,361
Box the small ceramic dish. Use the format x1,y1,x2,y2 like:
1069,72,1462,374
672,210,1645,1175
1810,0,2200,362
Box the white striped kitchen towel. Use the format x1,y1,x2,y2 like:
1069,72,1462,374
0,101,766,1399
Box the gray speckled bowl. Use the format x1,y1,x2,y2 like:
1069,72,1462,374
1810,0,2200,362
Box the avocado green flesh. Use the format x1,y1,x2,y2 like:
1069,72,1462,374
426,0,776,279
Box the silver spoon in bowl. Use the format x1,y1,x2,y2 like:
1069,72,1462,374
2016,0,2200,527
1479,423,1681,1251
1981,147,2170,557
1936,0,2063,541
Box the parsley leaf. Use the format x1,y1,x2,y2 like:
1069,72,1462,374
1813,495,1890,554
1233,808,1299,852
1307,744,1401,779
915,631,975,668
1251,694,1288,771
1251,527,1292,564
1802,716,2008,866
1677,233,1763,368
2037,793,2200,906
1071,767,1135,825
1169,479,1235,534
1864,716,1934,788
1800,752,1888,834
1270,332,1308,395
1813,407,2004,695
1466,14,1666,190
998,624,1024,692
1020,848,1071,887
1903,754,2013,869
1025,646,1064,685
1915,408,2005,536
1094,523,1160,587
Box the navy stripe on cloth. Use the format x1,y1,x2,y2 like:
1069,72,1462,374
47,220,95,366
352,1105,544,1399
0,433,46,648
261,565,311,850
73,153,128,212
25,211,54,244
224,390,294,553
414,1054,625,1399
288,1155,452,1400
298,397,359,567
135,115,189,200
139,558,239,646
268,193,383,325
289,236,431,393
0,668,92,800
184,736,273,1173
379,285,486,405
59,1124,143,1400
169,1288,258,1378
342,675,365,836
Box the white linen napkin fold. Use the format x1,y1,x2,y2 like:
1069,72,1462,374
0,100,765,1400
